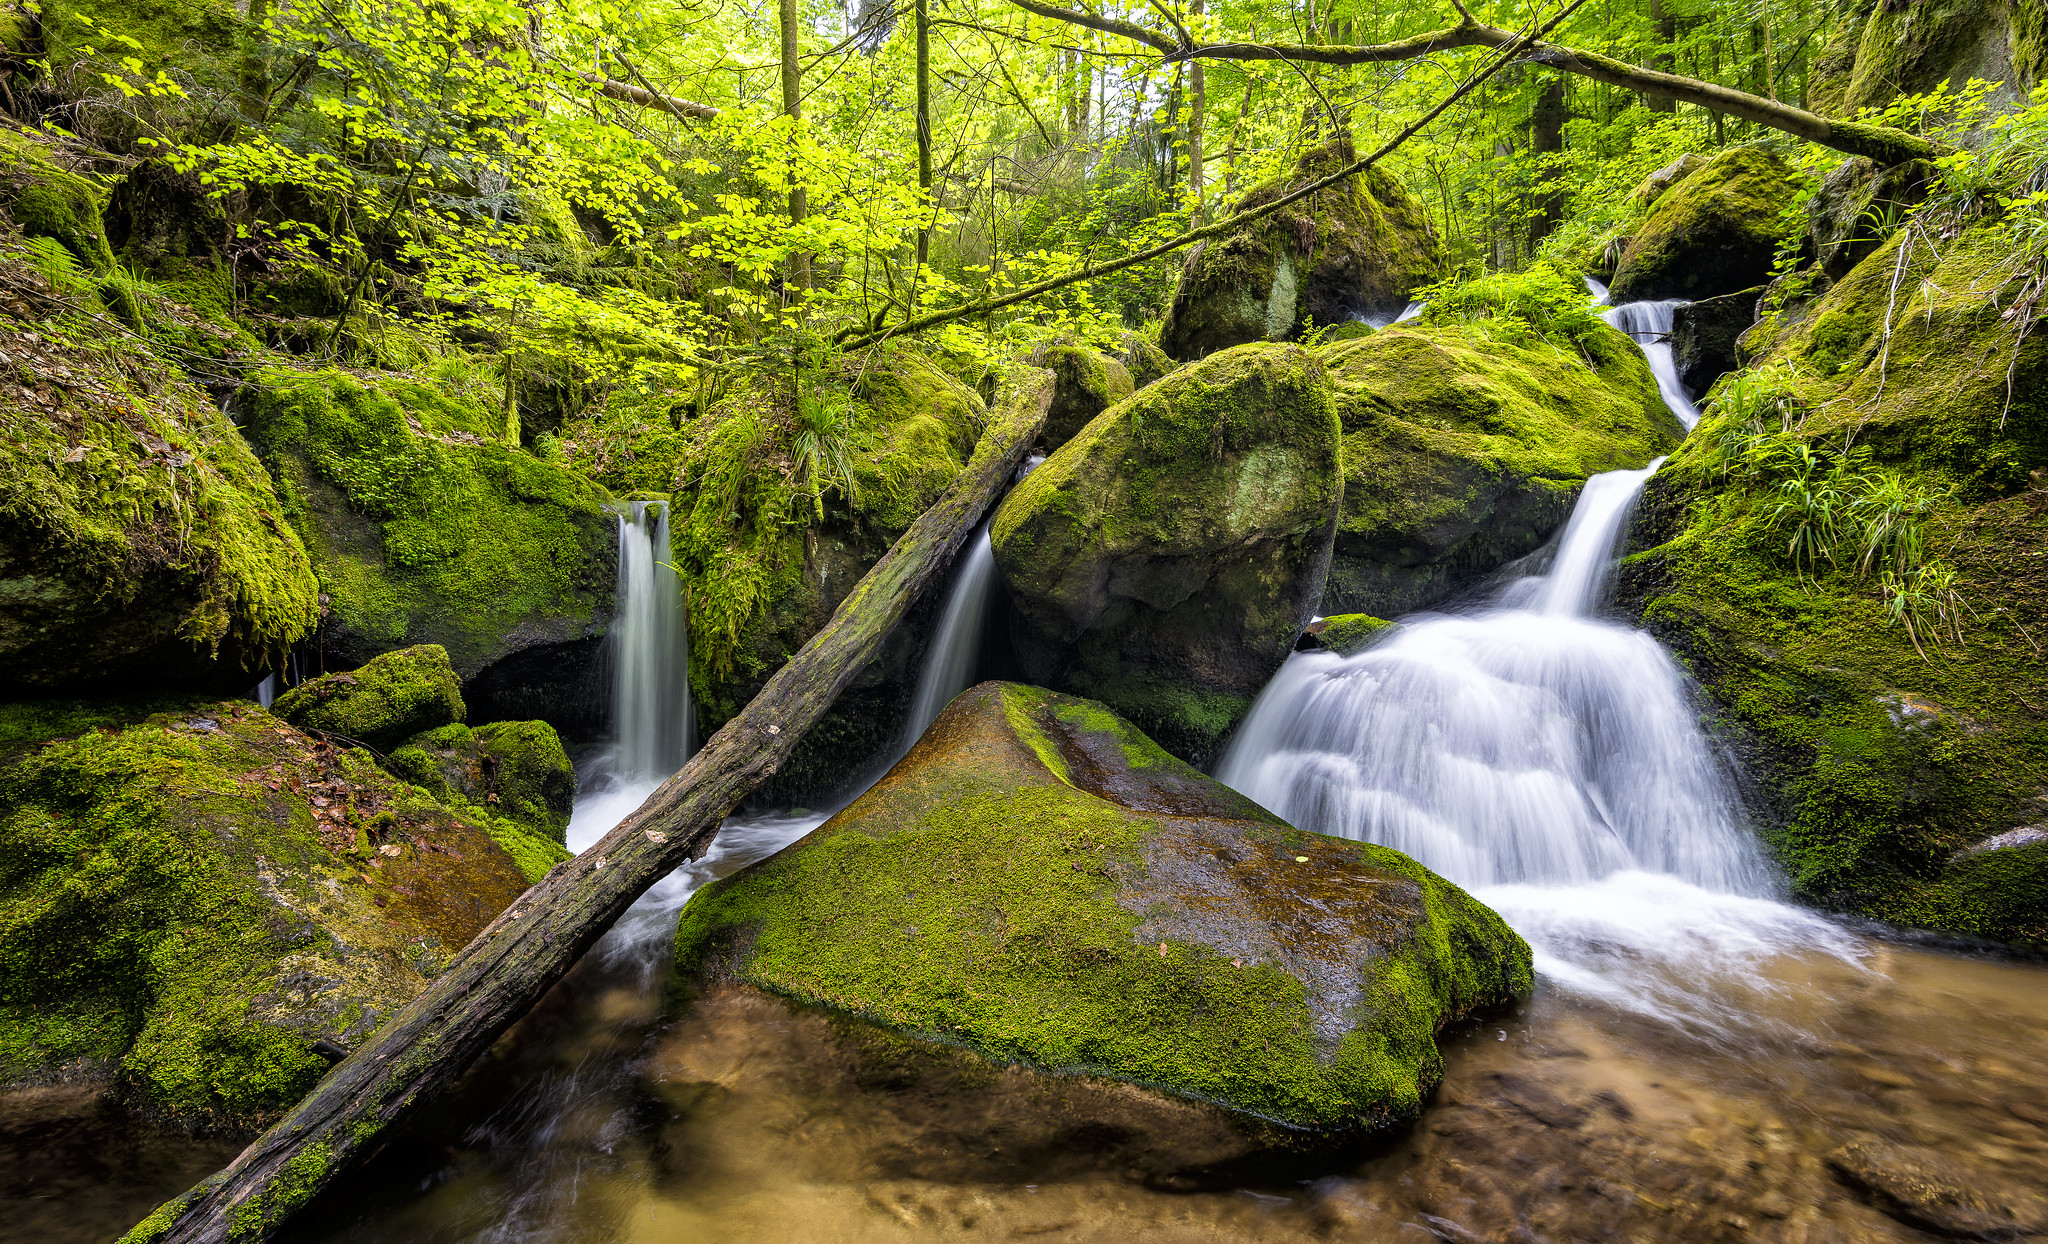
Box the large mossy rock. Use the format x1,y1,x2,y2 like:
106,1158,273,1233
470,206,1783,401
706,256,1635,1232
1316,317,1681,620
1620,222,2048,948
0,130,114,273
0,699,557,1132
239,365,617,703
0,248,318,695
1608,146,1801,305
385,719,575,844
1160,140,1442,361
1811,0,2047,118
991,344,1341,764
1034,343,1134,449
272,643,465,751
673,683,1532,1135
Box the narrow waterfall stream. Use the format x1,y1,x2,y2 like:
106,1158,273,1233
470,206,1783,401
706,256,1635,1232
1602,300,1702,428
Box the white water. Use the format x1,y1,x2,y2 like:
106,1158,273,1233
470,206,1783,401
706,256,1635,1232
898,524,997,750
609,501,693,781
1355,299,1428,329
1602,299,1701,428
1217,464,1860,1034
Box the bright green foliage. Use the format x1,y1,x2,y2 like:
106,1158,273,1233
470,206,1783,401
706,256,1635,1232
1416,260,1608,350
272,644,465,751
0,702,536,1129
674,683,1530,1132
238,366,615,674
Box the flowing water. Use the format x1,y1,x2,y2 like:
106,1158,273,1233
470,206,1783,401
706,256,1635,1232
899,526,998,754
1602,299,1702,428
8,351,2048,1243
609,501,693,782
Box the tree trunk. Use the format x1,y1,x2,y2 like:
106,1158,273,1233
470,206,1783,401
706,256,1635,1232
780,0,810,290
122,373,1057,1244
1529,77,1566,246
1188,0,1205,215
1643,0,1676,112
915,0,932,279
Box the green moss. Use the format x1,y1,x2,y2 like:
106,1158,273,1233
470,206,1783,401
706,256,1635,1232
273,644,464,751
1036,343,1135,448
0,702,535,1128
1609,145,1799,304
238,365,615,675
0,130,114,272
386,718,574,845
1317,613,1395,654
673,684,1529,1132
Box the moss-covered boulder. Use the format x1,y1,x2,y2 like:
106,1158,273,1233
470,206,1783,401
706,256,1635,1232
0,241,318,694
991,344,1341,763
674,683,1531,1134
1117,332,1176,389
1608,146,1801,305
1811,0,2046,118
1033,343,1134,449
1160,139,1443,361
239,366,617,697
1315,314,1680,620
1670,286,1763,396
1303,613,1395,655
385,719,574,844
0,699,557,1132
273,644,465,752
1620,222,2048,948
0,130,114,273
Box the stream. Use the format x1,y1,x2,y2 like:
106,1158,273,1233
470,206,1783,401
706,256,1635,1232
5,314,2047,1244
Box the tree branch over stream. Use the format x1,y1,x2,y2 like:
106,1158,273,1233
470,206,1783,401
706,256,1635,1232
837,0,1586,351
123,374,1056,1244
1007,0,1936,166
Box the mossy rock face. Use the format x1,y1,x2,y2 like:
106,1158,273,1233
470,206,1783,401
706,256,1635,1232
1117,333,1176,389
1305,613,1395,655
1811,0,2044,117
0,130,114,273
1159,139,1443,361
1618,222,2048,948
1034,344,1134,449
1670,287,1764,396
1608,146,1800,305
274,644,465,752
1629,153,1707,212
0,700,547,1132
238,366,617,693
1315,319,1679,621
673,683,1532,1135
385,719,574,844
1807,157,1933,282
991,344,1341,764
0,254,318,694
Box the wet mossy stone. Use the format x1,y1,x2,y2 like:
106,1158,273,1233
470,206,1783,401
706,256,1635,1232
991,344,1341,765
0,130,114,273
1033,344,1134,450
238,365,617,683
1315,318,1679,621
1160,137,1443,361
274,644,464,752
1811,0,2045,118
385,718,574,844
1671,287,1764,396
1608,146,1801,305
1617,221,2048,948
1306,613,1394,655
673,683,1532,1135
1628,152,1707,211
1118,333,1176,389
0,701,536,1132
0,261,318,694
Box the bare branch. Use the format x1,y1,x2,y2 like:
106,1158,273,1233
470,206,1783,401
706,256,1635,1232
578,71,721,120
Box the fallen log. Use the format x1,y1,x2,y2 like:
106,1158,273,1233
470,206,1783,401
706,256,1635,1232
123,368,1056,1244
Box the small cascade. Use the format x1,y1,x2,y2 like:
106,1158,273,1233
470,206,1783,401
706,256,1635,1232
1354,299,1428,329
607,500,693,787
1603,299,1701,427
1583,275,1610,304
899,523,998,749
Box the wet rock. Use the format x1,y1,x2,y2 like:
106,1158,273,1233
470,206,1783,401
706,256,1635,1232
1298,613,1394,655
0,701,540,1133
274,643,465,752
1315,308,1678,621
1808,158,1933,281
1609,146,1802,304
385,718,575,843
1811,0,2042,118
1630,153,1708,212
991,344,1341,763
1672,287,1764,397
672,683,1532,1135
1160,136,1443,361
1117,333,1176,389
1031,343,1134,449
1828,1139,2048,1239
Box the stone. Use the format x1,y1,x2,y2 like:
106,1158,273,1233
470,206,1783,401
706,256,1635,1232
672,683,1533,1135
1807,157,1934,281
1160,137,1443,361
385,718,576,843
273,643,466,752
1829,1139,2048,1239
991,343,1342,763
1629,152,1708,211
1609,146,1802,304
1032,343,1134,449
1301,613,1395,655
1671,288,1764,397
1118,333,1176,388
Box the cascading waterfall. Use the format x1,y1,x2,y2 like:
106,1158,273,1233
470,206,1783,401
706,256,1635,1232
899,523,998,750
1603,299,1702,428
605,501,693,788
1218,463,1857,1030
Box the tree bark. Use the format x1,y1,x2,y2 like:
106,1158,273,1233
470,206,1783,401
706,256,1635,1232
122,373,1057,1244
1643,0,1676,112
1188,0,1205,215
579,71,720,120
780,0,810,290
915,0,933,278
1004,0,1935,165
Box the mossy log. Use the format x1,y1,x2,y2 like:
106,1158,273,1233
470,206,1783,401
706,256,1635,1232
122,370,1055,1244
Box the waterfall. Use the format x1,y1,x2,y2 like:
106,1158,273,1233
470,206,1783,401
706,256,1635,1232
1217,465,1856,1030
1603,299,1701,428
608,501,693,787
899,523,998,749
1583,275,1610,304
1354,299,1428,329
